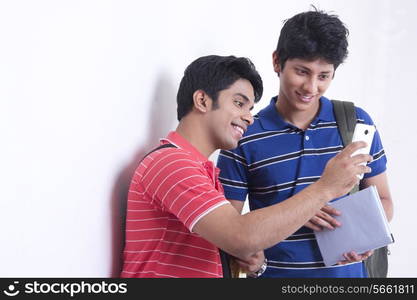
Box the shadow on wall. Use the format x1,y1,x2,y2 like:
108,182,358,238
110,72,177,277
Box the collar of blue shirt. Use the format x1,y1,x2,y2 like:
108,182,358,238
257,96,335,131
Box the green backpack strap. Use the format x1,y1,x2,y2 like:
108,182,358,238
332,100,356,147
332,100,359,194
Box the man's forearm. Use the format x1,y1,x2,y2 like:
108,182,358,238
381,196,393,222
236,181,332,259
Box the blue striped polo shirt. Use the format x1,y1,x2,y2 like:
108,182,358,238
217,96,387,278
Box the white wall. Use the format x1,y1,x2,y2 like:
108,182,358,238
1,0,416,277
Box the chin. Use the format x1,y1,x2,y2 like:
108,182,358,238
225,140,239,150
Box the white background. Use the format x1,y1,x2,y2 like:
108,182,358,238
1,0,416,277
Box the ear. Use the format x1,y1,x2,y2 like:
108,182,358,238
272,51,281,75
192,90,211,113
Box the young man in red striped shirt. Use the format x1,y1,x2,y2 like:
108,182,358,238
120,55,372,278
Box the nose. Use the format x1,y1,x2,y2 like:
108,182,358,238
242,110,254,126
302,77,319,95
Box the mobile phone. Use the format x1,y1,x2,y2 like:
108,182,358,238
351,123,376,179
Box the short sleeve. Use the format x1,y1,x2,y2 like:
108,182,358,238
142,149,229,232
216,148,249,202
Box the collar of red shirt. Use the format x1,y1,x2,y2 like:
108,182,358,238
160,131,221,183
160,131,208,163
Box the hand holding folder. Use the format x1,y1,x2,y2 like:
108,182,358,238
315,185,394,266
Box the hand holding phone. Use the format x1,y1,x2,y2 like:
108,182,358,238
351,123,376,179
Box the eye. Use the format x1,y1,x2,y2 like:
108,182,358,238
296,68,308,75
234,100,244,107
319,74,330,80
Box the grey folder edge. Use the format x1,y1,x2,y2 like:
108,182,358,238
315,185,394,266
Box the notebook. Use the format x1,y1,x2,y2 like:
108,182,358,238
315,185,394,266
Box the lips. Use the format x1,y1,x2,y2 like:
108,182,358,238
296,92,316,103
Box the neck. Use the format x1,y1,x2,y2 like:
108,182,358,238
275,96,320,130
176,116,214,158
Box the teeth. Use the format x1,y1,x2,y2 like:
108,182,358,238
233,125,244,135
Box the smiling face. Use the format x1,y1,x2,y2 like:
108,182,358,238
273,53,334,116
205,78,255,150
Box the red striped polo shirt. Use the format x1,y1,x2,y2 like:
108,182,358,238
121,131,230,278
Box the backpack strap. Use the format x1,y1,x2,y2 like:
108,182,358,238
332,100,356,147
331,99,359,194
140,143,177,163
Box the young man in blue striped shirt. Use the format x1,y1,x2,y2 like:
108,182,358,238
217,9,393,277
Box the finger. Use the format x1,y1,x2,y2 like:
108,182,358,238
251,251,264,259
359,250,372,257
321,205,341,216
344,251,361,262
235,252,260,265
343,253,355,263
236,258,264,273
342,253,352,262
350,251,362,261
246,256,262,266
235,253,265,271
356,165,372,175
304,221,323,231
246,251,265,265
312,215,337,230
359,250,373,260
247,266,259,273
317,211,341,227
350,153,373,165
340,141,368,157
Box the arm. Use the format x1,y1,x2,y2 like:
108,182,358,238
228,199,266,275
194,142,372,261
194,183,332,261
229,199,245,214
360,171,393,221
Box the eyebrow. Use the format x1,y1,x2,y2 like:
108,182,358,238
295,65,333,74
234,93,254,110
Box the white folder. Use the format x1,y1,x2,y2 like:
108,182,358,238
315,185,394,266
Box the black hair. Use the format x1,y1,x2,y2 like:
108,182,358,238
176,55,263,121
276,7,349,70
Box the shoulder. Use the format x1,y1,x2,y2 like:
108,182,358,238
354,105,375,125
328,98,375,125
148,147,200,167
142,147,203,179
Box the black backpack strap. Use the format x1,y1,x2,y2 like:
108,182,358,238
219,250,232,278
140,143,177,163
332,100,359,194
